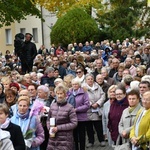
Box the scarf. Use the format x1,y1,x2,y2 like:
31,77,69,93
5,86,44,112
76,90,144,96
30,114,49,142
0,118,10,129
17,110,29,119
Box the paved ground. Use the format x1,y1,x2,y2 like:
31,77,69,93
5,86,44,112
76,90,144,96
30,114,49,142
85,134,114,150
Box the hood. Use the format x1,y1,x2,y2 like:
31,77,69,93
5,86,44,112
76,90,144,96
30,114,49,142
0,129,10,140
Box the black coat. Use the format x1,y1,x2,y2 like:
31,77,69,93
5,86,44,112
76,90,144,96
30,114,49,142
2,122,25,150
20,41,37,63
40,75,55,87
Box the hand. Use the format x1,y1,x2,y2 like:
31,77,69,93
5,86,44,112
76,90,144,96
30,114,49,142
131,137,138,145
122,130,127,138
52,127,58,133
92,103,98,109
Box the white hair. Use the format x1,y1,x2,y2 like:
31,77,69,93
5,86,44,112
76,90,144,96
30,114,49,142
130,81,140,90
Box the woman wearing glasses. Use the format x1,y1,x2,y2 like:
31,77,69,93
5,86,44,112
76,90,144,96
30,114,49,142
108,84,129,144
75,66,85,85
130,91,150,150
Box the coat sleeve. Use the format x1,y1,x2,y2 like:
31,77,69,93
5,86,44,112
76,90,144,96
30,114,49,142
31,117,45,147
57,107,77,131
96,86,105,107
13,125,26,150
118,112,124,136
76,92,90,113
102,105,107,135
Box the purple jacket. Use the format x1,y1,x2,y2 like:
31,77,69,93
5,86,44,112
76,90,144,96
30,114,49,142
47,102,77,150
69,88,90,121
108,97,129,142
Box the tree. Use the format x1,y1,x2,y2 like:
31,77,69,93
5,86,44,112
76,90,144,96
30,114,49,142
0,0,42,27
31,0,103,17
50,7,100,47
97,0,150,41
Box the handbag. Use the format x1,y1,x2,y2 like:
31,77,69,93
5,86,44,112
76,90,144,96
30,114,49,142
114,135,131,150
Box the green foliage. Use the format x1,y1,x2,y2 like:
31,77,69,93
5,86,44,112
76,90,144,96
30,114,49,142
0,0,42,27
50,7,100,47
24,129,35,139
97,0,150,41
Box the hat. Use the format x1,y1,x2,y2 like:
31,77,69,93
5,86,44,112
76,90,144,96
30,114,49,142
10,82,20,91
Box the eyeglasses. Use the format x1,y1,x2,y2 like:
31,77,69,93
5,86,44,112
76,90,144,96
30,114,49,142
115,93,124,96
76,71,82,74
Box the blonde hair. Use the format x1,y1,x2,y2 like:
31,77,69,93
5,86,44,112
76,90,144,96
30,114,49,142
18,96,30,106
107,85,117,98
1,76,11,84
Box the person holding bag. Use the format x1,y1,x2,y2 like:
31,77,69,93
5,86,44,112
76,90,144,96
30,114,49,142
130,91,150,150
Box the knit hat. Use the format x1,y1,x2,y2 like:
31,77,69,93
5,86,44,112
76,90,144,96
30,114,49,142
10,82,20,91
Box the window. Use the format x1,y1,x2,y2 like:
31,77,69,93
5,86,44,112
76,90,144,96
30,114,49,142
20,28,26,35
32,28,38,43
5,29,12,44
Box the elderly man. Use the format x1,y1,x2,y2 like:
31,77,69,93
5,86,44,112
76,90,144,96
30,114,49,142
96,74,109,101
124,57,137,77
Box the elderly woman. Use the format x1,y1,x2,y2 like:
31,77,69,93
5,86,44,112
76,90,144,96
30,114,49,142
130,91,150,150
102,85,117,146
36,85,51,150
46,84,77,150
82,74,106,147
69,78,90,150
108,84,129,144
11,96,44,150
0,104,25,150
118,90,141,144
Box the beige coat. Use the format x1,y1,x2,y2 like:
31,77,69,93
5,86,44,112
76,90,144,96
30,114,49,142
83,82,105,121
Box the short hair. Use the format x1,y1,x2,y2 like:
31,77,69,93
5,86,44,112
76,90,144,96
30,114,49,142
107,85,117,98
123,75,133,86
18,96,30,106
54,78,63,84
85,73,94,80
5,89,16,97
0,104,9,115
116,83,126,94
143,91,150,98
130,80,140,90
37,85,50,96
54,83,67,94
139,81,150,89
44,67,54,74
71,78,81,86
141,75,150,83
127,89,140,99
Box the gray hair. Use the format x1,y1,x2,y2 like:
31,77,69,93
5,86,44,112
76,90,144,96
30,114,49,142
71,78,81,86
37,85,50,96
44,67,54,74
85,73,94,80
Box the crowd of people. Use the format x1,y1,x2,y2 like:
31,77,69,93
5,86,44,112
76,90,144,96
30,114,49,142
0,36,150,150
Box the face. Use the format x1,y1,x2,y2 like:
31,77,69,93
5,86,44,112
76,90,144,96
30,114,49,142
3,83,10,90
53,58,59,66
72,83,80,90
112,60,119,68
28,85,37,98
86,76,94,87
19,90,29,97
96,60,103,69
0,111,8,124
37,89,47,99
31,74,37,81
10,87,18,93
54,70,59,78
96,75,104,85
135,58,141,65
56,90,66,102
123,70,130,77
24,76,31,84
115,89,126,101
118,69,123,77
48,71,54,78
76,69,84,78
101,70,108,78
6,94,16,104
142,95,150,110
25,34,31,41
18,100,29,114
139,84,149,96
109,88,116,99
128,95,139,107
